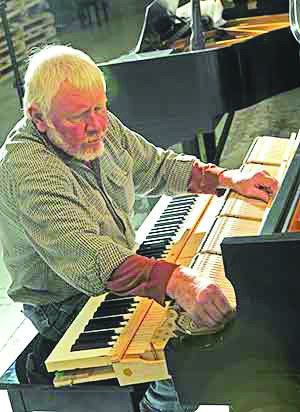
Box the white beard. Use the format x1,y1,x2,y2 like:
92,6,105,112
46,126,105,161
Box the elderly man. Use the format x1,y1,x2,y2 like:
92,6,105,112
0,45,277,412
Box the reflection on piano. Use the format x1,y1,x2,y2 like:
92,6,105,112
46,131,300,393
99,0,300,163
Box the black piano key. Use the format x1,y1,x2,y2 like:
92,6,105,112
161,209,191,216
163,204,192,211
141,248,167,255
93,297,135,315
143,252,165,258
169,196,196,202
152,225,180,232
94,306,134,317
160,209,191,217
104,295,135,302
84,316,125,331
138,251,168,258
169,196,196,201
96,300,136,311
138,244,169,253
170,195,197,201
149,222,180,230
163,203,192,210
153,221,182,229
149,224,180,231
158,214,189,221
149,226,175,233
145,231,175,240
155,214,185,221
146,229,176,236
157,216,188,223
140,239,170,246
144,238,174,245
71,341,114,351
154,217,185,224
77,329,120,341
146,230,176,237
104,293,129,301
144,242,170,249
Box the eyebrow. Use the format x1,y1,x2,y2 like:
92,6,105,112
72,108,89,116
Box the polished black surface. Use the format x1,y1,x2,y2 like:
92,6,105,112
100,1,300,162
165,155,300,410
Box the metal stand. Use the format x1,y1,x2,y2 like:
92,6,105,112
0,0,24,107
190,0,205,50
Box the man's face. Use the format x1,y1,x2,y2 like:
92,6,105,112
46,81,108,161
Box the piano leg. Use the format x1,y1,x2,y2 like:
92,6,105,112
215,112,235,165
182,136,201,159
181,112,235,163
202,132,217,163
181,132,217,163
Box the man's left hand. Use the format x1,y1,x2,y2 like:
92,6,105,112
218,169,279,203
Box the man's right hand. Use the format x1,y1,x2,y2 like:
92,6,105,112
166,266,235,329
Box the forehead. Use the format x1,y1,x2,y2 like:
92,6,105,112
51,80,106,113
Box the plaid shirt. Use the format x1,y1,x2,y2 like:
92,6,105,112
0,111,196,305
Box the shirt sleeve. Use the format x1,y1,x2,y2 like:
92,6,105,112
106,255,178,306
108,114,227,197
16,152,135,296
108,113,196,196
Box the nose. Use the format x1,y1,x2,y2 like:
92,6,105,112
86,111,106,132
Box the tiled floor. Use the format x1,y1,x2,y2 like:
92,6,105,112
1,3,300,412
0,390,13,412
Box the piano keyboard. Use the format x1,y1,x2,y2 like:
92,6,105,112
46,192,216,384
135,193,213,263
70,294,140,352
137,195,201,259
46,133,300,387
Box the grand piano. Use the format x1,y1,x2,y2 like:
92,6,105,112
166,145,300,412
99,0,300,163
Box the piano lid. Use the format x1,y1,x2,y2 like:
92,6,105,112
99,1,300,162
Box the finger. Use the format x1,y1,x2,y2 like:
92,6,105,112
197,284,231,314
195,285,230,325
247,186,270,202
202,301,226,324
255,174,279,193
211,289,233,316
190,300,218,328
192,300,222,327
191,307,216,328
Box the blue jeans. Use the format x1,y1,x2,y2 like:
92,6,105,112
23,293,89,341
23,294,196,412
140,379,196,412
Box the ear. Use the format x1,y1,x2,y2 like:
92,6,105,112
28,103,48,133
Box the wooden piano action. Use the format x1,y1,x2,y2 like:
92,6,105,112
45,131,300,387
